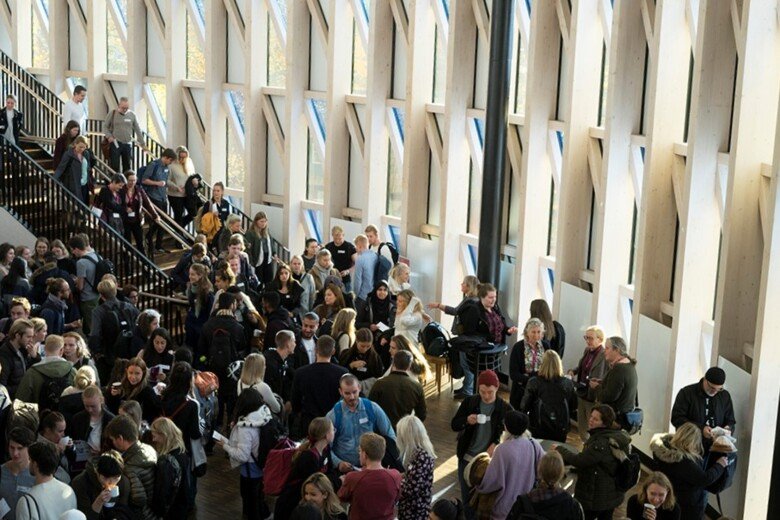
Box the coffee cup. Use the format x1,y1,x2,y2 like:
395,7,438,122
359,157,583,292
476,414,487,424
644,503,655,510
111,382,122,388
109,486,120,498
59,436,71,448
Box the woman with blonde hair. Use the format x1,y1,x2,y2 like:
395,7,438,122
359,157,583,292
519,350,577,442
58,365,98,423
289,255,316,313
295,472,346,520
428,275,480,334
651,422,728,519
53,134,95,203
168,145,195,227
626,471,681,520
394,289,429,347
236,353,281,414
397,415,437,519
388,263,411,296
50,239,76,274
507,450,585,519
151,417,193,519
29,317,47,356
382,334,432,385
330,308,357,353
274,418,336,518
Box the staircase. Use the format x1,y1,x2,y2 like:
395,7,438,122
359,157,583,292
0,49,290,271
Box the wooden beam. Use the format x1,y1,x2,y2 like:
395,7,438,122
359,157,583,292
345,102,365,157
223,0,246,48
66,0,87,34
143,0,166,42
640,0,655,47
306,0,329,51
260,93,285,165
555,0,571,48
181,86,205,143
389,0,409,46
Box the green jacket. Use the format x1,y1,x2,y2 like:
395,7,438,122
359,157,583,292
15,358,75,404
558,427,631,511
595,360,638,414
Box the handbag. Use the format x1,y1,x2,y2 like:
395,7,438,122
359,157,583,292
622,394,643,435
190,437,208,477
101,110,116,159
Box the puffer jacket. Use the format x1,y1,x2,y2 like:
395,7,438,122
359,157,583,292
123,441,159,520
222,405,274,469
558,426,631,511
650,433,725,519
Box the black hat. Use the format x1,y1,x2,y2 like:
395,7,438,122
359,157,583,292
504,410,530,436
705,367,726,386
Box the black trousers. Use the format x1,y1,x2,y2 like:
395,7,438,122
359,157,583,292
124,220,145,255
109,141,132,173
239,475,270,520
146,197,168,250
170,196,187,226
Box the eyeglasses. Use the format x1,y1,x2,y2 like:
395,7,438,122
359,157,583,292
583,335,597,341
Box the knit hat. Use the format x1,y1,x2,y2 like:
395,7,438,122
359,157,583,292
477,370,499,388
504,410,530,436
705,367,726,386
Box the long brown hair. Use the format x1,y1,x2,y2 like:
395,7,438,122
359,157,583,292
122,357,150,400
530,299,556,341
252,211,269,238
62,120,80,146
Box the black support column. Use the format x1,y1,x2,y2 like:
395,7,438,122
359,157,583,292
477,0,514,286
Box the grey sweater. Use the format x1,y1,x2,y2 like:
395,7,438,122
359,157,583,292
104,109,143,143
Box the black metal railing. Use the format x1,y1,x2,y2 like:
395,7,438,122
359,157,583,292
0,142,184,336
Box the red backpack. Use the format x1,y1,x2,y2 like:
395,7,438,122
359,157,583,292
261,438,298,495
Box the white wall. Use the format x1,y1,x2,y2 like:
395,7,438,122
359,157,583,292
557,282,595,370
406,235,439,310
634,315,673,454
0,208,38,248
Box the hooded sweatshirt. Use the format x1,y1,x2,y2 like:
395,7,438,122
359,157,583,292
395,296,425,346
222,405,274,478
15,356,76,404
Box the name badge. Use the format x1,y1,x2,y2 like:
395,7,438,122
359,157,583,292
127,211,136,218
112,213,120,219
124,118,131,123
359,417,369,424
357,367,367,372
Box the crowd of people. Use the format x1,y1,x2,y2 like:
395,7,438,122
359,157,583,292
0,86,740,520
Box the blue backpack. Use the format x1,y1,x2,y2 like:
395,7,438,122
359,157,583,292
332,397,376,432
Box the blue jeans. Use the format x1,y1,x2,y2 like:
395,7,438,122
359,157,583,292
460,351,474,395
458,458,476,520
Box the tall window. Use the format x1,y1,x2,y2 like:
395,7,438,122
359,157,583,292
598,42,609,126
386,141,402,216
432,24,447,103
351,21,368,95
267,12,286,88
226,90,246,191
31,2,50,68
186,14,205,80
306,130,325,202
514,39,528,116
106,3,128,74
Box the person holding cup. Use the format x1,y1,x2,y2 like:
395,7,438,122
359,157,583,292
451,370,512,520
625,472,681,520
70,450,131,519
37,410,73,483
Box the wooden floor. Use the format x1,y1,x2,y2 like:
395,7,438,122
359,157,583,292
194,376,639,520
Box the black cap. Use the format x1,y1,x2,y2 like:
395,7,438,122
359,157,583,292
705,367,726,385
504,410,530,436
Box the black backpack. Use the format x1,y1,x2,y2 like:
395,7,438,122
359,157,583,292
152,452,182,516
614,448,641,492
255,416,288,468
419,321,451,357
81,254,116,290
102,304,136,360
35,369,71,411
379,242,399,264
534,381,571,440
208,328,235,374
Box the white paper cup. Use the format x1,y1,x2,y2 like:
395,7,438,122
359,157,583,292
477,414,487,424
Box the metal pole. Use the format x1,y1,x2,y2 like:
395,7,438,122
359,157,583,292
477,0,514,286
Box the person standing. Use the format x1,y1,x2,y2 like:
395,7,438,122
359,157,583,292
15,442,77,518
62,85,87,133
568,326,609,441
592,336,638,432
103,97,145,173
96,173,127,233
671,367,736,451
244,211,276,286
352,234,377,304
141,148,177,255
451,370,512,519
53,136,95,204
68,235,101,334
369,350,426,428
168,146,194,227
396,415,437,520
0,94,23,190
324,226,356,292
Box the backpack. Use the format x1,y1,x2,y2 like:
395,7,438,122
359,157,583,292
534,381,571,440
81,254,116,290
419,321,451,357
614,447,641,492
152,452,183,516
261,435,299,496
373,243,399,283
506,495,549,520
6,400,38,436
208,328,235,375
102,303,136,360
35,368,71,411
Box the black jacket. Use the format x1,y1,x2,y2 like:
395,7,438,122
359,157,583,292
264,308,295,350
0,340,28,398
651,434,725,518
626,494,681,520
355,292,395,330
508,488,584,520
292,333,317,369
291,361,348,426
197,314,245,369
519,375,578,442
0,109,23,143
68,407,115,457
548,320,566,357
459,301,512,343
451,395,512,459
71,459,132,520
264,349,294,402
671,380,736,433
161,397,201,454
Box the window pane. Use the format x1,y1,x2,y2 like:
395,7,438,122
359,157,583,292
228,89,246,131
514,39,528,116
267,13,286,88
226,127,246,191
31,6,50,69
386,140,402,217
598,42,609,126
146,111,161,143
106,10,127,74
148,83,167,124
432,24,447,103
307,130,324,202
351,21,367,95
186,16,205,80
467,161,481,235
